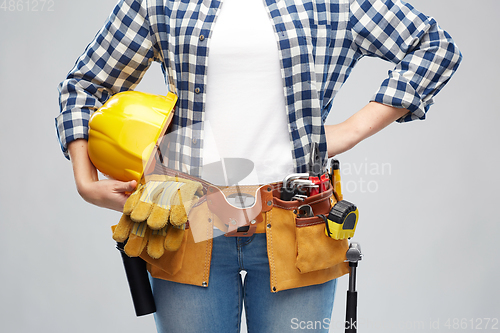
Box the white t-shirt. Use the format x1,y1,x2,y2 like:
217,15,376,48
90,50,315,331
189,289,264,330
201,0,294,186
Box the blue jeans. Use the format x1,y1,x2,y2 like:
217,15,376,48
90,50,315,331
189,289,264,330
150,233,337,333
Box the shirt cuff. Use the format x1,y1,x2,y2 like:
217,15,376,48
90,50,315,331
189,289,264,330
55,110,91,159
371,72,433,123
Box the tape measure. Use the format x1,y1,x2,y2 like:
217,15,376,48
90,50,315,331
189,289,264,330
319,200,359,240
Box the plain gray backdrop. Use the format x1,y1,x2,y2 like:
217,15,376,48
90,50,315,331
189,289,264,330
1,0,499,332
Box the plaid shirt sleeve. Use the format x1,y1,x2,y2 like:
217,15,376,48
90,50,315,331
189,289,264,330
349,0,462,122
56,0,159,158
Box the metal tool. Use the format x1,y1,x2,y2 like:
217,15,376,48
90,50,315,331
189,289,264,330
291,179,318,195
308,141,323,175
345,242,362,333
280,173,309,201
281,144,329,200
308,142,329,195
291,194,308,201
296,204,314,218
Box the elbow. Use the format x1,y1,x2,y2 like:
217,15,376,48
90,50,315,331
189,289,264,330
437,23,463,74
446,36,463,72
423,19,463,76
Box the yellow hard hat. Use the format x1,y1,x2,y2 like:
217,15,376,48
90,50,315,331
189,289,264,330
88,91,177,182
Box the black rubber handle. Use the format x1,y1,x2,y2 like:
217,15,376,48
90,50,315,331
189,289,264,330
116,242,156,316
345,290,358,332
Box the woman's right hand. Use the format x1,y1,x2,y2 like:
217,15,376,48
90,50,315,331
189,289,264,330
68,139,137,212
76,177,137,212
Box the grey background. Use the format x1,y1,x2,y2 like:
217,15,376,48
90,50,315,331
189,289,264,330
0,0,498,332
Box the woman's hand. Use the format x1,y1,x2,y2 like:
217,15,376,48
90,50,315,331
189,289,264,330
68,139,137,212
76,177,137,212
325,102,409,157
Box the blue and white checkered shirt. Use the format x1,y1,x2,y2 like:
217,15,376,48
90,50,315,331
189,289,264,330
56,0,461,176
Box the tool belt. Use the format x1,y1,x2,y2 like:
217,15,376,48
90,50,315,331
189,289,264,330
139,168,349,291
151,163,335,238
194,180,334,237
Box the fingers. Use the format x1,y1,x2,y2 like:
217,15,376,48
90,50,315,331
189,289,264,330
115,177,202,258
124,222,150,257
113,214,135,242
164,225,185,252
169,182,201,226
147,228,167,259
148,205,170,230
131,201,154,222
115,180,137,193
125,180,138,193
123,184,144,214
170,205,188,226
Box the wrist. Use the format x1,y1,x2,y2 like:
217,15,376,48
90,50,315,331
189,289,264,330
325,123,359,157
325,102,408,157
68,139,99,198
75,178,98,202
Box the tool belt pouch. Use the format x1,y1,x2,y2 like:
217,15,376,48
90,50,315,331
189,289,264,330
142,231,188,276
286,184,348,274
139,201,214,282
140,182,273,275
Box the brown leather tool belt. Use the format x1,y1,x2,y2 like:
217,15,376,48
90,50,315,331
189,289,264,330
152,163,333,237
142,165,348,291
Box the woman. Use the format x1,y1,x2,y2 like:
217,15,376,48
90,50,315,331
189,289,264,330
57,0,461,331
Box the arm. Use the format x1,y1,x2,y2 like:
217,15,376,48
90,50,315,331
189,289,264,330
325,0,462,157
56,0,158,159
325,102,407,157
349,0,462,121
57,0,156,211
68,139,137,212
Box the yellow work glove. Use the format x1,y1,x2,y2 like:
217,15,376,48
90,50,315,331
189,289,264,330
113,175,203,257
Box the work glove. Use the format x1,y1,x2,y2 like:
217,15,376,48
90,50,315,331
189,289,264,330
113,175,203,257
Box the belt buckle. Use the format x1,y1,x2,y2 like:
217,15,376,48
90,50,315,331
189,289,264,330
224,218,259,237
224,224,257,237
